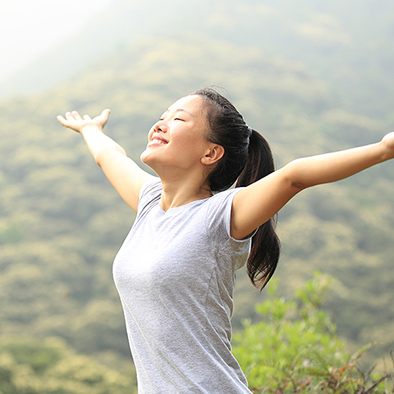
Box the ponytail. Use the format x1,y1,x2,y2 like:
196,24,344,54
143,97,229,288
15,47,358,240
236,130,280,290
193,88,280,290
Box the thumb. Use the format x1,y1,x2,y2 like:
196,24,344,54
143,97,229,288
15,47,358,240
101,108,111,118
101,108,111,120
97,109,111,127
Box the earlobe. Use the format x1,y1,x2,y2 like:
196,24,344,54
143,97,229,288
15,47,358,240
201,145,225,166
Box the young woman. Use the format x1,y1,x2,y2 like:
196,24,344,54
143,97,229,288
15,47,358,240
57,88,394,393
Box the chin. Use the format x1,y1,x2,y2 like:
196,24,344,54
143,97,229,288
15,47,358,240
140,149,149,164
140,150,158,171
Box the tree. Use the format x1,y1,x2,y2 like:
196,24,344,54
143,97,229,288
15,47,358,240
0,337,137,394
232,273,393,393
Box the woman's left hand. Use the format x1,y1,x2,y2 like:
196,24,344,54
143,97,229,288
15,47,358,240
381,131,394,160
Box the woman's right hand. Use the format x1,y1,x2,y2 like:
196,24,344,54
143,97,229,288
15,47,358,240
57,109,111,134
56,107,152,212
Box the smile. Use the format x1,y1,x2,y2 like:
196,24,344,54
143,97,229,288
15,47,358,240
148,135,168,146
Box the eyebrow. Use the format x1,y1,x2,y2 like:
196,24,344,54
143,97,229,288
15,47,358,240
162,108,193,116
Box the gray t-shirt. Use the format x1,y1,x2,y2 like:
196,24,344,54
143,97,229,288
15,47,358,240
113,178,253,393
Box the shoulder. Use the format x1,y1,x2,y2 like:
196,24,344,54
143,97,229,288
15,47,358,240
207,187,243,212
205,187,244,234
140,177,162,196
137,177,162,213
205,188,252,265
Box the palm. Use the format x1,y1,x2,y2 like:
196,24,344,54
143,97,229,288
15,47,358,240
57,109,110,133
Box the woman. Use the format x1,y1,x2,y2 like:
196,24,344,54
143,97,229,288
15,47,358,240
57,88,394,393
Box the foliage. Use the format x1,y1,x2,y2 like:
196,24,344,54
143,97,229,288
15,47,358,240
0,0,393,378
0,337,137,394
232,273,393,393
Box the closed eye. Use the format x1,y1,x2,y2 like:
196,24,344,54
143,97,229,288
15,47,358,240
174,118,185,121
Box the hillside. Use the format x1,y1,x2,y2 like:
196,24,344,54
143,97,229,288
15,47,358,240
0,0,393,374
2,0,394,117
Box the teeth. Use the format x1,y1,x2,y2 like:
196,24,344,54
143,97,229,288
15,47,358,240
151,138,167,144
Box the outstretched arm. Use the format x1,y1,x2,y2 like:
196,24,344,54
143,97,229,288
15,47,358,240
231,132,394,239
57,110,154,212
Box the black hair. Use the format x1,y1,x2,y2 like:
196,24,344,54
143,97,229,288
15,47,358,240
193,88,280,290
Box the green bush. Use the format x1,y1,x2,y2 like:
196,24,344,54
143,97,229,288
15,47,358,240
232,273,393,393
0,337,136,394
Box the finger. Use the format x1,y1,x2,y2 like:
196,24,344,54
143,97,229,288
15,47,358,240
64,111,79,121
57,115,73,127
72,111,82,120
57,115,67,125
83,114,92,120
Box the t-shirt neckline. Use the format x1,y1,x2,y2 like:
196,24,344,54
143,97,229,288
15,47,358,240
157,195,212,214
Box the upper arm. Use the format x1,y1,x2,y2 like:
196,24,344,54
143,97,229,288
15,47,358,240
96,148,155,212
230,167,303,239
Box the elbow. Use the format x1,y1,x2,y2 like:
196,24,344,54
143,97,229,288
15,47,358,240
290,181,307,191
289,179,307,194
282,160,308,192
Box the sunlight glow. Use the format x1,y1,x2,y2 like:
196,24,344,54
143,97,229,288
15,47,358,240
0,0,111,77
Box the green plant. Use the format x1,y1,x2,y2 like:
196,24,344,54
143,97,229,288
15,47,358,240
0,337,136,394
232,272,393,393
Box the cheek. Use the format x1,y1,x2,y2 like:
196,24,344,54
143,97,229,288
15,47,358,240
177,138,209,164
175,128,205,146
175,136,202,154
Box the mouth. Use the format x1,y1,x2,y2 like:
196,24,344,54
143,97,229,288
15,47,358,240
148,135,168,146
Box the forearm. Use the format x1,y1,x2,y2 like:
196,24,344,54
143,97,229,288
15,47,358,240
81,125,126,165
285,139,390,189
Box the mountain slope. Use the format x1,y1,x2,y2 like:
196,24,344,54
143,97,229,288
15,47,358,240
0,1,393,367
2,0,394,119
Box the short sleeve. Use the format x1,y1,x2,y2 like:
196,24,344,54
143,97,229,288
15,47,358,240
205,188,253,270
136,177,162,217
205,188,254,241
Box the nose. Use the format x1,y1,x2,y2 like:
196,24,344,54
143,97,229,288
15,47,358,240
154,121,168,133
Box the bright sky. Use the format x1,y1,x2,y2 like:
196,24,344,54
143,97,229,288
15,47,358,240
0,0,112,78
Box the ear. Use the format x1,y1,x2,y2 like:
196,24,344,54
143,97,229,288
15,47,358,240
201,144,225,166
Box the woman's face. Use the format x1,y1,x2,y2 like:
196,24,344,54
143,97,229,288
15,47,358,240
140,95,214,174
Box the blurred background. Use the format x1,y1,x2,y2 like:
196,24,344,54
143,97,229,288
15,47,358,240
0,0,393,392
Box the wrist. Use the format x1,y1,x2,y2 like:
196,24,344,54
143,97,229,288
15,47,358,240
80,124,103,136
380,132,394,161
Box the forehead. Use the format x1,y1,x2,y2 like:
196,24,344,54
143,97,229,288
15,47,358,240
167,95,204,114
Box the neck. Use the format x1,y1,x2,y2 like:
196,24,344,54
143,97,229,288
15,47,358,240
158,171,212,212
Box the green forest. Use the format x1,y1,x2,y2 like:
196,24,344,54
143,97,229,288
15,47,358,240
0,0,393,392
